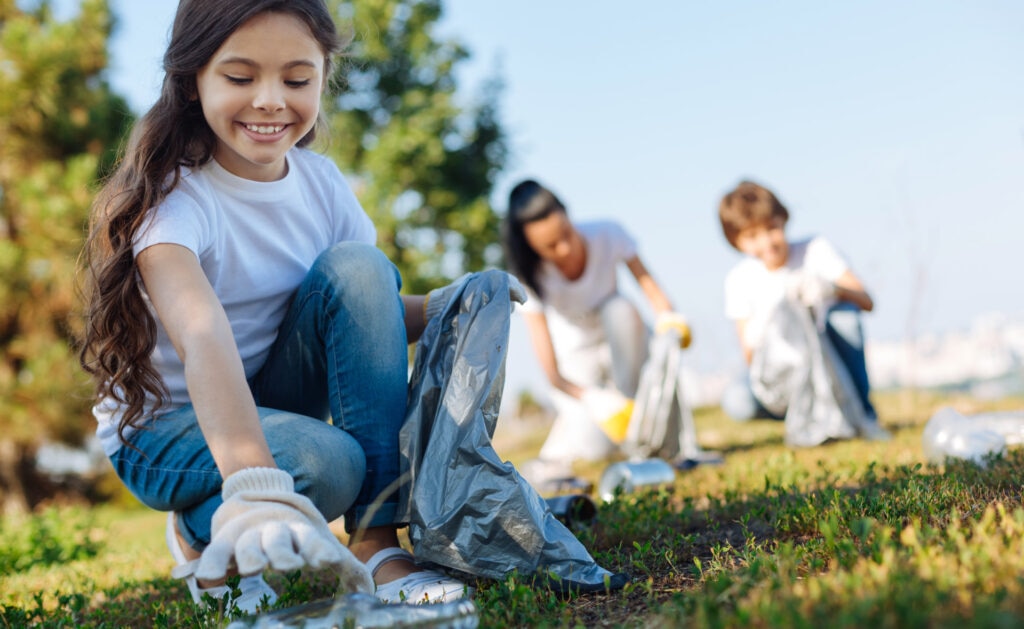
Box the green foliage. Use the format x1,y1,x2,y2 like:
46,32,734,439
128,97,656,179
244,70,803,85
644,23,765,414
323,0,508,294
0,506,101,573
7,393,1024,627
0,0,133,459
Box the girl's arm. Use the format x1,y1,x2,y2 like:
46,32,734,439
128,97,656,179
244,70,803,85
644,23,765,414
522,310,584,399
833,269,874,312
136,243,275,477
625,255,674,315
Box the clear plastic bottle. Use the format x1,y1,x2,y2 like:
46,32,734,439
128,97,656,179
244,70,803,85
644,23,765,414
225,592,478,629
597,458,676,503
921,406,1021,465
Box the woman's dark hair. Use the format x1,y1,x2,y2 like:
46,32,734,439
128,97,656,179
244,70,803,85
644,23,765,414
79,0,344,447
501,179,567,299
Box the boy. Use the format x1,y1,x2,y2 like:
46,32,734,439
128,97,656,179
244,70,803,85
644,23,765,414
717,180,889,441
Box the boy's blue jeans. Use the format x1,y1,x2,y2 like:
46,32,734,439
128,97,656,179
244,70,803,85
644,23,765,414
721,302,878,422
110,242,409,552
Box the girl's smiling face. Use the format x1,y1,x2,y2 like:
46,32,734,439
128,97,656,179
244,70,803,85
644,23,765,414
195,12,325,181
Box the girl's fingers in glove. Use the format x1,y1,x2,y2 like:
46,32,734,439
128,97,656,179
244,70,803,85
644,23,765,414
289,525,374,594
290,522,344,568
234,527,270,576
261,521,304,572
195,535,236,581
336,561,375,594
327,546,374,594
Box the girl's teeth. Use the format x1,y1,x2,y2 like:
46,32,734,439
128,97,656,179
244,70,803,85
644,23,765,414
246,124,283,134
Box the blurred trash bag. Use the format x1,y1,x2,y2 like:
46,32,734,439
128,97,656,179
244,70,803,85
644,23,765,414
623,327,723,468
750,297,870,447
399,270,628,594
922,406,1024,465
224,592,478,629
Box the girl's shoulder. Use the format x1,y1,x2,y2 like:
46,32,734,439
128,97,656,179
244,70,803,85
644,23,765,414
288,147,345,178
286,148,355,196
157,165,215,211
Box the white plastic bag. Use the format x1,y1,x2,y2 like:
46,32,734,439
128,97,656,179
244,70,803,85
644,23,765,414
922,407,1024,465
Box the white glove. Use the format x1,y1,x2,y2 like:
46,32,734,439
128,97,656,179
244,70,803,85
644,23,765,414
424,271,527,322
195,467,373,594
581,387,634,444
786,271,836,308
654,312,692,349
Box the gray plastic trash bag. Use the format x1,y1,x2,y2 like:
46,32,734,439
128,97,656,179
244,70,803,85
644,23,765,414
398,270,626,592
750,298,869,447
624,330,722,467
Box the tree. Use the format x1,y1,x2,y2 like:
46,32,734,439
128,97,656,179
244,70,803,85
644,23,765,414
0,0,132,513
324,0,508,295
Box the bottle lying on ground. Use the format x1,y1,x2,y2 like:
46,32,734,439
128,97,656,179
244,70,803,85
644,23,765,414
225,591,478,629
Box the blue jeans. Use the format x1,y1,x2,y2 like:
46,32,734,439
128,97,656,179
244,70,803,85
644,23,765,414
721,302,877,422
111,242,409,551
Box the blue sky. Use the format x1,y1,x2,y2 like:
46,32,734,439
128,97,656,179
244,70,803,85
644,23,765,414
62,1,1024,395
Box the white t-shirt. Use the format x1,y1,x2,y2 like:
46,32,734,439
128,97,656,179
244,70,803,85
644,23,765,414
519,220,637,352
94,148,376,454
723,236,849,351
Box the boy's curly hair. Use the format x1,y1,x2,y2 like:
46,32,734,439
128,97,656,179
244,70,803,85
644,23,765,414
718,180,789,250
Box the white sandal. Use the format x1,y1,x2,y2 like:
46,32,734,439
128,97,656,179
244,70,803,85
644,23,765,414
365,547,472,604
165,512,278,613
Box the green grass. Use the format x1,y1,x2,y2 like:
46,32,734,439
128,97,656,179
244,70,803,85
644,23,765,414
4,390,1024,627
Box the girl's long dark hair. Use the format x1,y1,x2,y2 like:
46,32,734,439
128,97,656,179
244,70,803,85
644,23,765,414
501,179,566,300
79,0,343,445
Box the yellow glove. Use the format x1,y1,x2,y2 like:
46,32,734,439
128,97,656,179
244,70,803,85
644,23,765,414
655,312,692,349
581,388,635,445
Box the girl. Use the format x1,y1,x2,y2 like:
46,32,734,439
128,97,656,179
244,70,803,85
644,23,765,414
80,0,466,613
502,179,690,488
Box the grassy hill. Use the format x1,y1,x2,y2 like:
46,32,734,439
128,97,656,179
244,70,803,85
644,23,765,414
3,390,1024,627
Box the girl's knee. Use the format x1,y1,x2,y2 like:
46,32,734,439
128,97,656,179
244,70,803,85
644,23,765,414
314,242,401,291
263,414,367,520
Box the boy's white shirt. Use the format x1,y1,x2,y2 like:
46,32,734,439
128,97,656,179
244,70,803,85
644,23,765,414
94,148,376,455
518,220,638,354
723,236,849,352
